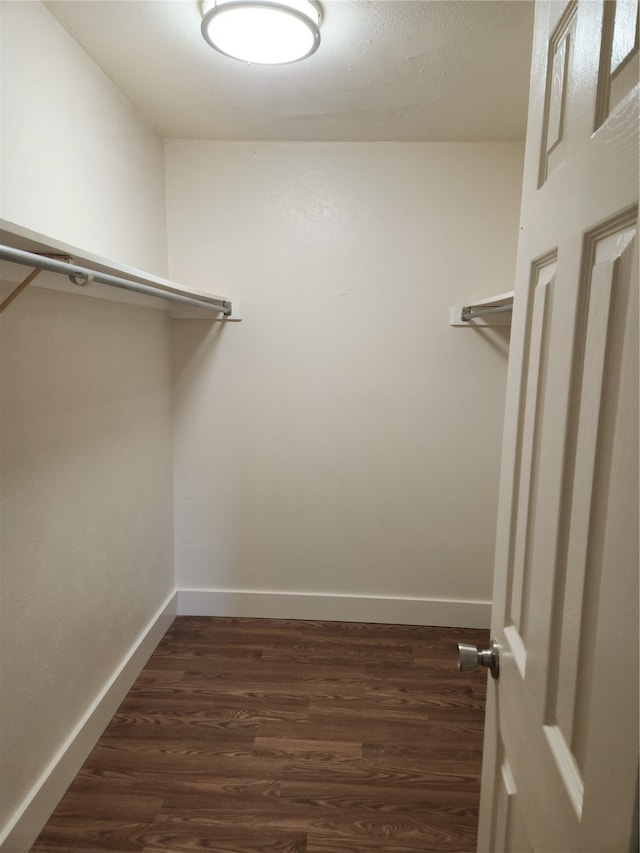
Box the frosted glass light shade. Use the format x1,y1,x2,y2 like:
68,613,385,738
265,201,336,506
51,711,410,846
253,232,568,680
201,0,321,64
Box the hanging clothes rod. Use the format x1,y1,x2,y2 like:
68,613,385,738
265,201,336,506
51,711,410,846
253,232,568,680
0,244,232,314
461,303,514,322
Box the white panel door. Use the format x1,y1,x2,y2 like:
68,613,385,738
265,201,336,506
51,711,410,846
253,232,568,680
477,2,639,851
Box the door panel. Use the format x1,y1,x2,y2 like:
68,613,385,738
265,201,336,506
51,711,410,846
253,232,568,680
508,256,555,649
495,754,532,853
478,2,638,850
539,1,577,184
596,0,639,126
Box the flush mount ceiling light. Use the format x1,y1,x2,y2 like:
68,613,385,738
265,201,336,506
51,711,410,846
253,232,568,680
201,0,321,65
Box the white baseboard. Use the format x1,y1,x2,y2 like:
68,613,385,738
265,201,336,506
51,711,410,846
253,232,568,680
0,591,178,853
177,588,491,629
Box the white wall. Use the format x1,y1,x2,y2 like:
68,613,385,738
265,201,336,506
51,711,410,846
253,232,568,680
167,141,524,625
0,1,167,275
0,4,174,849
0,287,175,843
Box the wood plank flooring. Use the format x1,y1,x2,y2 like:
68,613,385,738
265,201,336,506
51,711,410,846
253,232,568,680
30,617,490,853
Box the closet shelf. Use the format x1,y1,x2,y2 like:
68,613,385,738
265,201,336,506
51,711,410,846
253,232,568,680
0,220,241,320
449,291,514,326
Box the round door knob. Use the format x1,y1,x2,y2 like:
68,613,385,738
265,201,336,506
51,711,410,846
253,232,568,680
457,640,500,679
457,642,480,671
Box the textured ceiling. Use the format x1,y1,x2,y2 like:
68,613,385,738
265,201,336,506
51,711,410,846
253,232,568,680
46,0,534,142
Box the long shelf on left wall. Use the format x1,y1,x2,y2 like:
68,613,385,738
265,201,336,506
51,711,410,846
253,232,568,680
0,219,242,320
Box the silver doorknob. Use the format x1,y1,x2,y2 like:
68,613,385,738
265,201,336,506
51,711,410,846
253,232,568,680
457,639,500,679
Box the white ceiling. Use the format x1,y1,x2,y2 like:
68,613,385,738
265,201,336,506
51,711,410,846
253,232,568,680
46,0,534,142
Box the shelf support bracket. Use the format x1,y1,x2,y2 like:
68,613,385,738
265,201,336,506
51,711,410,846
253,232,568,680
0,267,43,313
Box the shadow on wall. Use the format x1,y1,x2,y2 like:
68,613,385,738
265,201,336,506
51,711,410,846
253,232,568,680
465,326,511,360
172,318,230,394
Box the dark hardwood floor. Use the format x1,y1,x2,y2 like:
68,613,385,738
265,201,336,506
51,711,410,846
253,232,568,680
30,617,490,853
